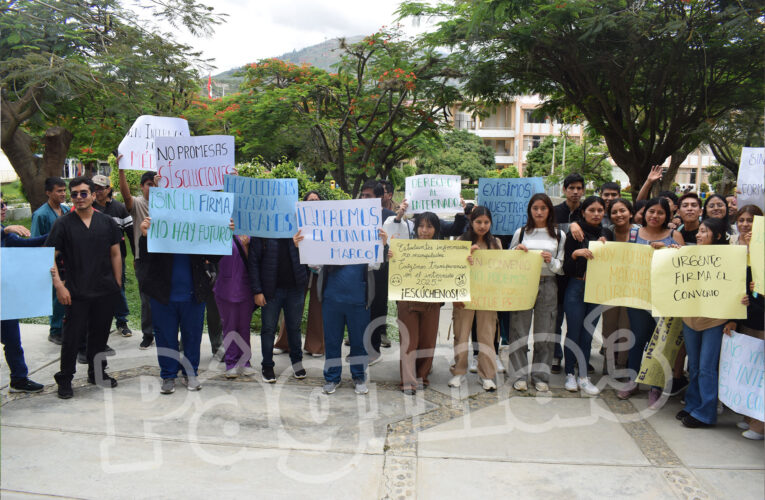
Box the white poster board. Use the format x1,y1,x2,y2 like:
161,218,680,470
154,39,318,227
118,115,189,171
295,198,383,265
718,331,764,421
405,174,462,214
154,135,235,190
736,147,764,212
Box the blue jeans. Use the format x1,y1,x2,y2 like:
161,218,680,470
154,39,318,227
625,308,657,377
1,320,28,382
563,279,599,376
322,298,369,384
260,287,305,369
150,298,205,379
683,323,724,424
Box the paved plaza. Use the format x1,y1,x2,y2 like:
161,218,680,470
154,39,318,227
1,315,763,499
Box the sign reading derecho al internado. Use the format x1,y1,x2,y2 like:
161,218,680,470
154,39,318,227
118,115,189,171
750,216,764,295
148,187,234,255
154,135,235,190
404,174,462,214
0,248,54,320
584,242,654,310
476,177,545,235
650,245,747,319
224,175,298,238
719,331,765,421
463,249,543,311
388,240,471,302
737,147,764,212
295,198,383,265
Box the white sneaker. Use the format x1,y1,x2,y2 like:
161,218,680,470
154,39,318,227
273,348,286,355
577,377,600,396
742,429,764,440
534,381,550,392
496,356,506,373
513,380,528,391
468,355,478,373
737,420,750,431
481,378,497,391
225,368,238,379
448,375,464,388
354,381,369,395
239,366,257,376
564,374,578,392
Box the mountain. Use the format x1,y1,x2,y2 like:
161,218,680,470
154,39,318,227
208,36,364,95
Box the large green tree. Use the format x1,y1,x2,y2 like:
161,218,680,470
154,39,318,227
525,133,612,186
231,27,462,195
1,0,224,209
416,129,496,182
399,0,764,196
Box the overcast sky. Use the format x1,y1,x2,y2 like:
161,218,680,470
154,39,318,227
168,0,434,74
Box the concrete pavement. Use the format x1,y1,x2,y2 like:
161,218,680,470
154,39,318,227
1,316,763,499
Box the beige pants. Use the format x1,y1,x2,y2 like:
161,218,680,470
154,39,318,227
452,308,497,379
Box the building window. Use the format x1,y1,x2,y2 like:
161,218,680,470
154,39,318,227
523,135,542,152
455,111,474,130
689,170,697,184
524,110,547,124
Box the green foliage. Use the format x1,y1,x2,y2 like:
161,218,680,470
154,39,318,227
416,130,495,182
484,167,520,179
388,167,405,191
399,0,764,192
0,180,28,204
706,163,736,195
699,182,710,194
108,154,142,199
235,157,350,201
525,135,611,186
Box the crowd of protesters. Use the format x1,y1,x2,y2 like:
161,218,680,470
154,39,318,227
1,161,761,442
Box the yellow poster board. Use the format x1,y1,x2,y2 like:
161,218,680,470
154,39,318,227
637,317,684,388
463,249,543,311
650,245,747,319
388,239,471,302
751,216,764,295
584,241,653,310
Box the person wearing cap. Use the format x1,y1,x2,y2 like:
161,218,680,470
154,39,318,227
93,174,133,337
118,157,157,350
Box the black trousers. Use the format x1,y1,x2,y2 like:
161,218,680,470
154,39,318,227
369,263,389,355
57,293,118,383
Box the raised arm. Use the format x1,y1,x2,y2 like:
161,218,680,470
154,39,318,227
117,155,133,212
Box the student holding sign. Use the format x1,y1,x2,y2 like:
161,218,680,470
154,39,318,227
619,198,684,405
561,196,613,395
677,217,745,428
389,212,445,395
508,194,565,393
450,207,503,391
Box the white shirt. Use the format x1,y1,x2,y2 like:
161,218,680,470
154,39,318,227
509,227,566,276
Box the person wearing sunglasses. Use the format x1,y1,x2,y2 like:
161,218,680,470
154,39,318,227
45,177,123,399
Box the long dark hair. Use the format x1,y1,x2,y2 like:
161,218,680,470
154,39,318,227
643,197,671,229
303,190,322,201
524,193,557,239
580,196,606,226
609,198,634,219
735,204,763,220
699,217,729,245
702,194,728,220
413,212,441,240
463,206,501,248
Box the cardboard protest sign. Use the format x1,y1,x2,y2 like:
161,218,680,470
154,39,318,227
154,135,235,190
719,331,764,421
584,242,653,309
463,249,543,311
118,115,189,171
751,216,764,295
476,177,545,235
736,147,764,212
0,248,54,320
637,317,684,388
295,199,383,265
388,239,471,302
224,176,298,238
650,245,747,319
147,188,233,255
404,174,462,214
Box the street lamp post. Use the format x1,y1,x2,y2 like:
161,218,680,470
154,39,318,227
551,137,558,175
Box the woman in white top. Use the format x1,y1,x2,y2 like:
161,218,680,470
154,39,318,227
508,193,565,392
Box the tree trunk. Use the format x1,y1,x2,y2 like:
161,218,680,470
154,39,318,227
1,126,73,212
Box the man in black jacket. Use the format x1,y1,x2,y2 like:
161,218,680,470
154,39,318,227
249,236,308,382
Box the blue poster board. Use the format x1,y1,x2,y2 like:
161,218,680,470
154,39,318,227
476,178,545,235
1,247,54,320
224,175,298,238
147,188,234,255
